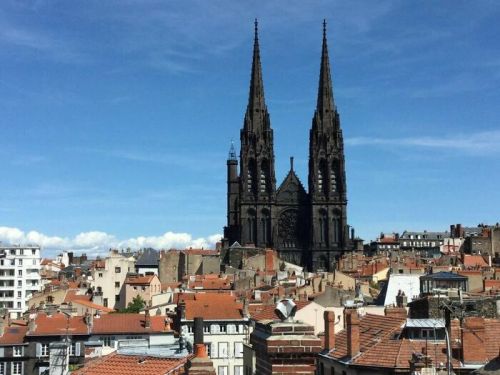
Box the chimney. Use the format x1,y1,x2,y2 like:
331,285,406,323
0,314,5,337
144,309,151,329
28,318,37,334
265,249,274,272
346,309,360,358
193,317,203,346
324,311,337,351
185,317,216,375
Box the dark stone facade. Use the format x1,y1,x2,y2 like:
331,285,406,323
223,21,355,271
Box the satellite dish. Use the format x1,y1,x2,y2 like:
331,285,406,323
275,299,297,322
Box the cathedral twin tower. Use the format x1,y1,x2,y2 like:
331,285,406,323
224,21,355,271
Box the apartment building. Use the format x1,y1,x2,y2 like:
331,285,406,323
177,294,249,375
0,244,41,319
90,250,135,310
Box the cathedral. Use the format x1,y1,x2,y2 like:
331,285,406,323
223,21,357,271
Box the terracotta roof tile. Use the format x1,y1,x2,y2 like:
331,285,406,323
28,313,171,336
0,324,28,345
72,353,188,375
183,294,243,320
71,299,114,313
249,301,311,321
125,275,157,285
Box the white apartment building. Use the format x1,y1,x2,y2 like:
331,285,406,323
0,243,41,318
91,250,135,310
179,294,249,375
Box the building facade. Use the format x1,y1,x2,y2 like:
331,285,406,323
223,21,355,272
0,244,41,319
90,250,135,310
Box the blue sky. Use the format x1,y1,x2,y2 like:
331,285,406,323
1,1,499,256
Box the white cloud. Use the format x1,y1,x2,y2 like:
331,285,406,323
0,226,221,257
346,130,500,154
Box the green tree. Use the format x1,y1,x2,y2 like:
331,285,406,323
119,295,146,313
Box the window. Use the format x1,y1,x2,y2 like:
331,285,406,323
98,273,103,278
234,366,243,375
0,362,5,375
115,267,121,273
40,343,49,356
218,342,228,358
205,342,211,357
210,324,220,334
227,324,236,334
13,346,23,357
18,259,23,266
115,294,120,302
18,270,22,277
218,366,228,375
17,302,21,309
17,291,22,298
103,298,108,307
101,336,114,347
32,259,37,265
11,362,22,375
234,342,243,358
220,324,227,333
203,324,210,334
69,342,80,356
115,282,120,288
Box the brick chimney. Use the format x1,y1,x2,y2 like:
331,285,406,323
144,309,151,329
345,309,360,358
185,317,216,375
250,319,322,374
324,311,337,351
265,249,274,272
461,317,487,364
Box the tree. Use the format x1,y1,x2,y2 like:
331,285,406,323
119,295,146,313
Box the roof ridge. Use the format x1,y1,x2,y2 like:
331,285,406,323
276,169,307,195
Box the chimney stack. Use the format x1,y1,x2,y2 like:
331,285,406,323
346,309,360,358
324,311,337,351
144,309,151,329
185,317,216,375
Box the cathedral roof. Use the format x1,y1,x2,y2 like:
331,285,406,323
277,166,308,203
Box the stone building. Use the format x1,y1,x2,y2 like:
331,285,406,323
223,21,356,272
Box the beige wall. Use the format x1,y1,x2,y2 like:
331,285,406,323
125,275,161,307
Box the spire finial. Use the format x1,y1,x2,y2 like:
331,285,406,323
254,18,259,42
290,156,294,171
323,19,327,38
228,139,237,161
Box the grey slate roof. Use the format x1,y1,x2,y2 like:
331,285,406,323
420,271,467,280
135,248,159,266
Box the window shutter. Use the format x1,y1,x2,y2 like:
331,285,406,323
75,342,81,356
36,343,41,357
211,342,218,358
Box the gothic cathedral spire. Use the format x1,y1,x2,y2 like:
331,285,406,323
308,20,349,271
316,20,335,119
246,19,266,120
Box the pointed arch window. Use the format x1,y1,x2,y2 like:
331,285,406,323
318,159,328,195
331,162,338,193
332,217,340,243
260,160,271,193
247,210,257,244
261,209,271,246
319,210,328,245
247,159,257,194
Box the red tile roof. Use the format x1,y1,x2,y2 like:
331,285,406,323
325,314,500,370
72,353,188,375
64,290,92,303
0,324,28,345
183,294,243,320
28,313,171,336
326,313,405,361
249,301,311,321
463,255,489,268
71,299,114,313
125,275,157,285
